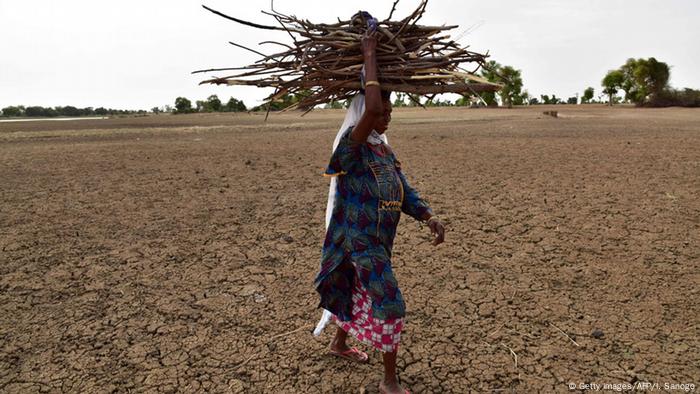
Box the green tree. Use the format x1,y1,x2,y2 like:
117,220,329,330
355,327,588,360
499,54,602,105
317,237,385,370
425,98,453,107
582,87,594,104
259,90,313,111
540,95,561,105
58,106,81,116
206,95,222,112
392,93,408,107
619,57,670,105
479,60,501,106
498,66,524,108
174,97,193,114
266,94,293,111
567,96,578,105
515,90,530,106
455,95,473,106
291,89,312,105
403,93,422,107
324,100,346,109
602,70,625,106
24,106,44,117
224,97,247,112
480,61,524,107
2,106,25,117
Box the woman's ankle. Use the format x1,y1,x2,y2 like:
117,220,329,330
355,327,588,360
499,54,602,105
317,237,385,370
382,376,400,387
330,336,348,351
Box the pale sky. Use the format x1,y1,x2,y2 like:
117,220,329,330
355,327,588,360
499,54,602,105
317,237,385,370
1,0,699,110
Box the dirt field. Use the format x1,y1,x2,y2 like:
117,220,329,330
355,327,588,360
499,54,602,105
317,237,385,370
1,105,698,393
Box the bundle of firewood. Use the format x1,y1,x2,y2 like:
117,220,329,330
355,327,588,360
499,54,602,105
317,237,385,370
194,0,501,112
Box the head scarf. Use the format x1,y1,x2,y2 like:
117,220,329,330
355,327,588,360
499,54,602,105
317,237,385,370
312,93,388,336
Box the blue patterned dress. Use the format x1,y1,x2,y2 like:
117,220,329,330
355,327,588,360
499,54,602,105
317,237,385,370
314,127,432,322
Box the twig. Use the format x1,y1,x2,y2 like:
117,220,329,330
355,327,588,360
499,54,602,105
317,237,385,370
234,353,257,370
549,322,580,347
267,324,314,341
202,5,281,30
500,343,518,369
488,324,503,337
229,41,268,58
386,0,401,21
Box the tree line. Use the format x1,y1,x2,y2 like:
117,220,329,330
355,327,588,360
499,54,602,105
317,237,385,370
172,95,247,114
1,105,148,118
378,57,698,108
4,56,696,117
172,92,324,114
479,56,698,107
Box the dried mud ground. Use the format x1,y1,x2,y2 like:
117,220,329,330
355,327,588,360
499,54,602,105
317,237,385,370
1,105,699,393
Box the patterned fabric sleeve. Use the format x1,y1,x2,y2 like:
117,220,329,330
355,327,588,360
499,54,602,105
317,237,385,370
397,165,433,221
324,127,365,177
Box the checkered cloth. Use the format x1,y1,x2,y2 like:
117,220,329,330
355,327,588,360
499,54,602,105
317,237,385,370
333,280,404,352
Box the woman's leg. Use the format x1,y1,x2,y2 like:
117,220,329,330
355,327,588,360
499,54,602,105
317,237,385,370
330,326,350,352
380,350,406,393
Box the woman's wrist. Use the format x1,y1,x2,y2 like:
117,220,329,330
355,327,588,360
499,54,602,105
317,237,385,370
420,212,435,222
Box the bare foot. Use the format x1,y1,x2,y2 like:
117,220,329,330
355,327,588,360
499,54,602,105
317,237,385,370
379,380,407,394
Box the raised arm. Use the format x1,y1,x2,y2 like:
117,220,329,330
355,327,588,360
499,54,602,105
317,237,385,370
349,33,384,143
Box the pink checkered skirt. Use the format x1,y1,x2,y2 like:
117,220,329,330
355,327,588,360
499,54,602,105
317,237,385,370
333,280,404,353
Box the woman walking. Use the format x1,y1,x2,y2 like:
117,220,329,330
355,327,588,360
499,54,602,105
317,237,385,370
314,30,445,394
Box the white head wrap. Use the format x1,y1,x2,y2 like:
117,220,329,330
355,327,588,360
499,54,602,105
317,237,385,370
312,93,388,336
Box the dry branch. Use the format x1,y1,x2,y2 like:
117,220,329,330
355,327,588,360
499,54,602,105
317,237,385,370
196,0,501,110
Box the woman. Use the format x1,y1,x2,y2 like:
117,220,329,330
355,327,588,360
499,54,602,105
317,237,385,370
314,32,445,394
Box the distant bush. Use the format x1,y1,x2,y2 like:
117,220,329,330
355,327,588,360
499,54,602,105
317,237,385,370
539,95,562,105
649,88,700,107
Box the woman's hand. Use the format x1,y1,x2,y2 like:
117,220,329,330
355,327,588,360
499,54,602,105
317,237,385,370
428,218,445,246
361,33,378,57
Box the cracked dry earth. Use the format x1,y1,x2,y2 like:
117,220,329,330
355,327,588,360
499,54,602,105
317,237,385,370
1,106,699,393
